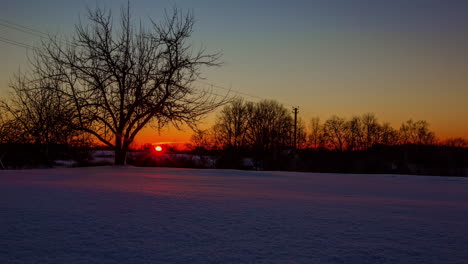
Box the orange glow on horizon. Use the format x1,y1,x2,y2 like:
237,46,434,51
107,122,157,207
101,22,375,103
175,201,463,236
133,126,195,148
89,114,468,149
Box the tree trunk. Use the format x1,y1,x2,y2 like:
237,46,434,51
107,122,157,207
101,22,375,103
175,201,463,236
114,135,127,165
115,149,127,165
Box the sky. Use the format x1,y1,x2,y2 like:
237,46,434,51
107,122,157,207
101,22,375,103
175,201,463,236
1,0,468,145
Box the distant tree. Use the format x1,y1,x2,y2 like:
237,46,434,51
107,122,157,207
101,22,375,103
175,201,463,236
399,119,436,145
361,113,381,149
190,129,215,151
245,100,293,153
0,73,77,146
212,99,250,150
379,122,399,146
31,4,227,164
210,99,293,168
323,115,347,151
0,111,13,144
307,117,324,149
295,118,308,149
443,137,468,148
345,116,364,151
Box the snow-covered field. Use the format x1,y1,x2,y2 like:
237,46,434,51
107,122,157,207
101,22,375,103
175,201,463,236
1,167,468,264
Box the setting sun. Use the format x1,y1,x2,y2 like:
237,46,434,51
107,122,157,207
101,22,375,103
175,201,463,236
155,146,163,152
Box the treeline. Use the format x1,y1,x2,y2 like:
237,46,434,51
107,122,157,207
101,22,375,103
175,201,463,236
0,76,92,167
1,89,467,175
189,99,468,175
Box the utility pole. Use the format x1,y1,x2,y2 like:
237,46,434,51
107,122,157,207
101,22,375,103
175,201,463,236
293,107,299,149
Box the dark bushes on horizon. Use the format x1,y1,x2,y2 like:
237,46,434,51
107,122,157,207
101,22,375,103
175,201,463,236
0,143,91,169
1,94,467,175
294,144,468,176
189,99,468,175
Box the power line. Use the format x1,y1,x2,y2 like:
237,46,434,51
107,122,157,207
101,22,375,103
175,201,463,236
0,18,70,47
0,18,296,108
0,21,46,39
0,36,37,50
197,80,295,107
0,19,50,38
0,35,270,106
0,18,275,105
196,80,264,101
0,36,230,99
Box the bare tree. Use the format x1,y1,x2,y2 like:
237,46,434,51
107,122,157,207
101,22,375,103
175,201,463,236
212,98,250,150
379,122,399,146
0,73,77,146
32,4,227,164
246,100,293,153
190,129,215,151
361,113,381,149
0,110,14,144
295,118,307,149
345,116,364,151
307,117,324,149
213,99,294,152
323,115,347,151
399,119,436,145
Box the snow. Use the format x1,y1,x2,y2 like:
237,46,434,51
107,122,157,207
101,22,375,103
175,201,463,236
1,167,468,263
89,150,115,165
53,160,78,167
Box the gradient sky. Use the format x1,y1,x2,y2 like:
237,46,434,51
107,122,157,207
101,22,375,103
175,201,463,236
1,0,468,145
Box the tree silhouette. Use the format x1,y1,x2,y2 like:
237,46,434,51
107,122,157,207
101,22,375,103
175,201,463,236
323,115,347,151
246,100,293,154
345,116,364,151
31,4,227,164
444,137,467,148
307,117,324,149
379,122,399,146
295,117,308,149
190,129,215,151
399,119,435,145
213,98,249,150
361,113,381,149
0,73,77,146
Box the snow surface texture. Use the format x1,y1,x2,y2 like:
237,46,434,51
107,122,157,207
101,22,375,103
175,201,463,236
1,167,468,264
